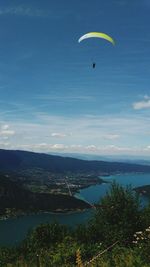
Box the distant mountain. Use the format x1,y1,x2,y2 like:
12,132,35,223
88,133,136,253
0,149,150,174
49,152,150,165
48,152,110,161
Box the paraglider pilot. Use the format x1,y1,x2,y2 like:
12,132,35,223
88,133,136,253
92,63,96,68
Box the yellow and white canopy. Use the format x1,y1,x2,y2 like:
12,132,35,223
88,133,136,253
78,32,115,46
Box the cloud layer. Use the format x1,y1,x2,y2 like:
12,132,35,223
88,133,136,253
0,112,150,156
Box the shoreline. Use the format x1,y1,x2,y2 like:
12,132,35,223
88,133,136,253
1,172,149,222
0,207,92,221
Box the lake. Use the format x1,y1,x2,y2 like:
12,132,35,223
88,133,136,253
0,173,150,246
76,173,150,204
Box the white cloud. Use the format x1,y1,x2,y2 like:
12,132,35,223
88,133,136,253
0,124,15,139
51,133,68,138
144,95,150,100
18,143,68,151
86,145,97,151
8,142,150,157
1,124,9,130
52,144,67,150
103,134,120,140
133,99,150,110
0,6,49,17
0,130,15,136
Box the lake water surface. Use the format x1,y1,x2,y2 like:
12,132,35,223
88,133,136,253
0,173,150,246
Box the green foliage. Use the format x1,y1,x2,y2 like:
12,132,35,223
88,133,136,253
141,201,150,228
1,182,150,266
96,246,150,267
21,222,70,256
89,181,142,245
0,247,19,267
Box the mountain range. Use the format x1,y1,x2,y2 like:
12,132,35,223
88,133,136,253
0,149,150,174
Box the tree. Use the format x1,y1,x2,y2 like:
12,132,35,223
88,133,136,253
89,182,141,245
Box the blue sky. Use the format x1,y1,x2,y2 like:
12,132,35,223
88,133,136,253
0,0,150,156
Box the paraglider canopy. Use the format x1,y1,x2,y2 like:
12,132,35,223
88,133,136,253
78,32,115,46
78,32,115,68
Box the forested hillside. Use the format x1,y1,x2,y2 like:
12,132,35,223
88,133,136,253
0,173,90,216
